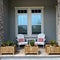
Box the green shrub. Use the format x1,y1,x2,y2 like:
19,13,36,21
1,41,6,46
50,40,56,46
2,40,14,46
6,40,14,46
30,40,34,46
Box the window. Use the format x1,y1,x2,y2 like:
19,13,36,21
17,10,28,34
15,7,44,36
31,10,42,34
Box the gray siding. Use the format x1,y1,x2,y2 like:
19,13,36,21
3,0,10,40
8,0,57,43
0,0,4,43
44,6,56,43
0,0,9,42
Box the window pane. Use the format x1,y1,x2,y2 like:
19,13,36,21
18,10,27,13
32,14,42,25
18,14,27,25
31,13,42,34
17,14,27,34
18,25,27,34
32,25,41,34
31,10,41,13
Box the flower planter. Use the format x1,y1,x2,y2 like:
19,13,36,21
0,45,16,55
25,45,38,54
45,44,60,54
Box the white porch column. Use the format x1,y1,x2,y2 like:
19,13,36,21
57,0,60,45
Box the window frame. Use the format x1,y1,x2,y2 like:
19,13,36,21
17,12,28,34
15,7,44,37
31,10,42,34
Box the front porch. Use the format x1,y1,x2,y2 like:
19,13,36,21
0,0,60,58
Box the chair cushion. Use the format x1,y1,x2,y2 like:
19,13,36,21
38,38,43,42
18,38,25,42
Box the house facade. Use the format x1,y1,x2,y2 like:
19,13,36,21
0,0,60,44
1,0,60,60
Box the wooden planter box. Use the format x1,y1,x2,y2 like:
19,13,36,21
0,45,16,55
45,44,60,54
25,45,38,54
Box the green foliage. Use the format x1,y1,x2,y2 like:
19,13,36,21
2,40,14,46
30,40,34,46
50,40,56,46
6,40,14,46
2,41,7,46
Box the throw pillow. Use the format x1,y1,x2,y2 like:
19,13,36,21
19,38,24,42
38,38,43,42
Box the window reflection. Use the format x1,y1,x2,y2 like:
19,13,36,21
31,14,42,25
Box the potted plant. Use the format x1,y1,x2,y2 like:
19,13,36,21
30,40,34,46
1,40,16,55
50,40,56,46
45,40,60,54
